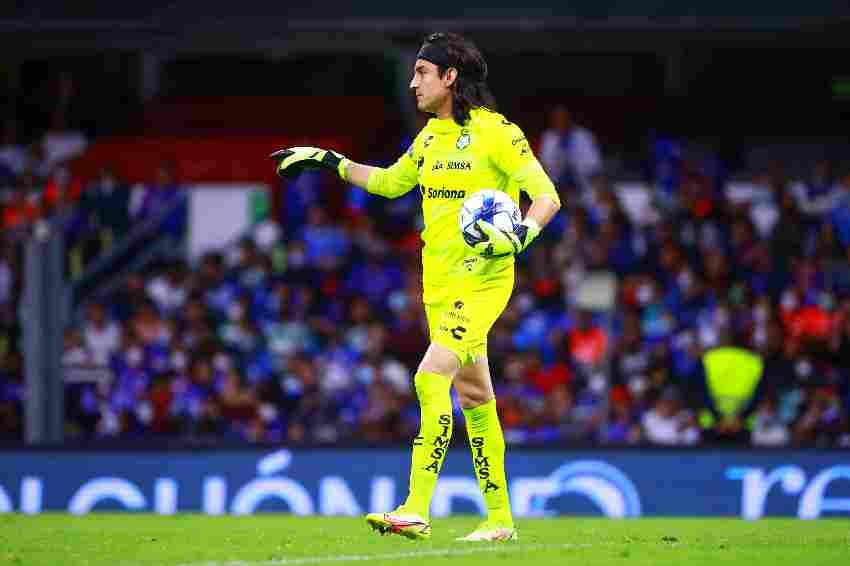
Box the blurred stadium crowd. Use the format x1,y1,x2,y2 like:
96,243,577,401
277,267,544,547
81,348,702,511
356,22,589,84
1,88,850,448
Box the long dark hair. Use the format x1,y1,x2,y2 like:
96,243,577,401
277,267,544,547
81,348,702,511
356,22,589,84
419,32,496,126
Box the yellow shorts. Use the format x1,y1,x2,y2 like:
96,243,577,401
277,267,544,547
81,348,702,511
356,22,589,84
424,275,514,366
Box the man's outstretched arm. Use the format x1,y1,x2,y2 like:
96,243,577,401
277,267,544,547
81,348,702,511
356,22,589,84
271,145,418,199
341,161,377,189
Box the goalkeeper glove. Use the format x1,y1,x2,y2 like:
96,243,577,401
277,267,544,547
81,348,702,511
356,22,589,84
473,218,541,258
270,147,350,180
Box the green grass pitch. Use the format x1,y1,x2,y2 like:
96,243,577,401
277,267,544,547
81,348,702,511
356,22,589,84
1,514,848,566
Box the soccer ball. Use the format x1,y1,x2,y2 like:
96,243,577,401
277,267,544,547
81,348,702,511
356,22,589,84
459,189,521,248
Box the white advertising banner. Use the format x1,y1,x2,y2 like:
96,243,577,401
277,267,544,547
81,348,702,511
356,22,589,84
188,184,268,261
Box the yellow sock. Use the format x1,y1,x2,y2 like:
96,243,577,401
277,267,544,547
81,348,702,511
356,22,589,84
463,399,513,527
402,371,453,519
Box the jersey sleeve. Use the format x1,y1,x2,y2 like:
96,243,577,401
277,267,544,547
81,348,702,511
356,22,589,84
365,139,420,199
491,120,561,205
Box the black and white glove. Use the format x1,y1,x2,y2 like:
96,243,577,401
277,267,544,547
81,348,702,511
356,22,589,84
270,146,350,179
472,219,541,258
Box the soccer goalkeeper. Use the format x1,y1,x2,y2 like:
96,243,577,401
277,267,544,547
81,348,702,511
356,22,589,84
271,32,560,542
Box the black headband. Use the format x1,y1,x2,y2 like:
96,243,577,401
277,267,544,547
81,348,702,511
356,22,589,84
417,43,454,70
417,42,487,82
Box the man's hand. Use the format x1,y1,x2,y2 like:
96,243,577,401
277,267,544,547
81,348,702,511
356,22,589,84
472,218,541,258
270,147,350,179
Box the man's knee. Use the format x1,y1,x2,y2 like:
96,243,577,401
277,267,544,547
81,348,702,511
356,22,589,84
454,358,495,409
417,342,461,377
455,383,492,408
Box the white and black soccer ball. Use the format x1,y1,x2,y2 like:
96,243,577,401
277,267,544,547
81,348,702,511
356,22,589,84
459,189,521,248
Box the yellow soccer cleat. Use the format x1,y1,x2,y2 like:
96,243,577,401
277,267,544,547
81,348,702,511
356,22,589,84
456,521,518,542
366,509,431,540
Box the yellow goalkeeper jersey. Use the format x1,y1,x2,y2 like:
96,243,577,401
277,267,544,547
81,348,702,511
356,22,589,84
366,107,559,296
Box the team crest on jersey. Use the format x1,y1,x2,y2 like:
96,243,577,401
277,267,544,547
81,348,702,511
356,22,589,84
456,130,471,150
